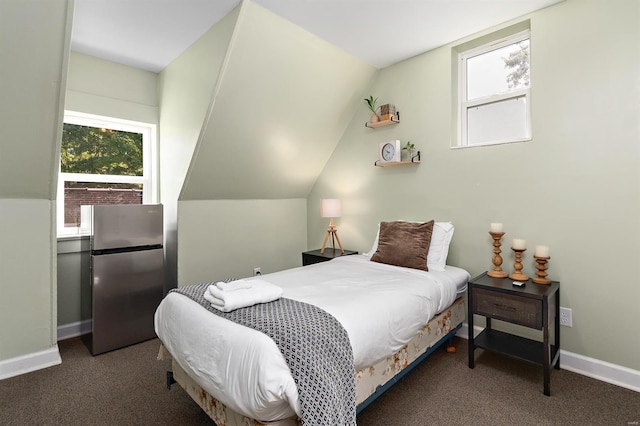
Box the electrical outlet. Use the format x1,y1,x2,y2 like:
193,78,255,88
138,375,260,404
253,267,261,276
560,307,572,327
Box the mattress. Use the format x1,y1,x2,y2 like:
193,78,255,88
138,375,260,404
154,255,469,422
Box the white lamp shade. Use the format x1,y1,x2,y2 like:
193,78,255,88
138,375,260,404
321,199,342,218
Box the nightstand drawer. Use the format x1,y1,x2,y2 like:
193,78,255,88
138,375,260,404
473,288,542,329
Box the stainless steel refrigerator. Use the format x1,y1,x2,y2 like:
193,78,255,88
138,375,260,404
82,204,165,355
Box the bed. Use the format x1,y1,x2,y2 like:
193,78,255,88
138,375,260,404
154,221,470,425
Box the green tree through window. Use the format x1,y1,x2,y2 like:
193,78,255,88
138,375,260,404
504,41,530,90
61,124,143,176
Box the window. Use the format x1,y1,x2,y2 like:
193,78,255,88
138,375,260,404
456,29,531,147
57,112,157,236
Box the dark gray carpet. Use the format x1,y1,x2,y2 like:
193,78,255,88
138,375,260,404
0,337,637,425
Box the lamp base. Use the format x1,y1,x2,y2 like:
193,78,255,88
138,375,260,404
320,226,344,254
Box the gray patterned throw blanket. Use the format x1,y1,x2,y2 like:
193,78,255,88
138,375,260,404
170,282,356,426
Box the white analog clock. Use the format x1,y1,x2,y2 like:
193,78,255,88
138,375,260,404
379,140,401,162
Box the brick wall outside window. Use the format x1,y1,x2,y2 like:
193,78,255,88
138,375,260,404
64,188,142,227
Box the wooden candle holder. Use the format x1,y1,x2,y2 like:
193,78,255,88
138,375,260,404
508,248,529,281
487,232,508,278
532,256,551,285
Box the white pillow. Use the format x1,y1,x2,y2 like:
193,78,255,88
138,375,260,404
363,223,381,258
364,221,454,272
427,222,454,272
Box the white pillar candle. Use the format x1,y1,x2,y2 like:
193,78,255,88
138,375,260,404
512,238,526,250
535,245,550,257
490,223,503,233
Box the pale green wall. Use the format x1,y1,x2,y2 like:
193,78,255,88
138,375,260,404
0,200,56,359
56,238,88,326
178,199,307,285
181,0,377,200
0,0,72,361
158,5,239,290
65,51,158,124
0,0,71,200
308,0,640,371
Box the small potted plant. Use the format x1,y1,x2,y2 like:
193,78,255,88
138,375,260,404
402,141,416,161
364,95,379,123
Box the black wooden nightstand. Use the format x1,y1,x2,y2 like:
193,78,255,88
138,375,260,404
468,272,560,396
301,248,357,266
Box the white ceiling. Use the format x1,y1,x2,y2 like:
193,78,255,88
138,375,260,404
71,0,563,73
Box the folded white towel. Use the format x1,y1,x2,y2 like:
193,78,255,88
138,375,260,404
204,279,283,312
215,279,253,292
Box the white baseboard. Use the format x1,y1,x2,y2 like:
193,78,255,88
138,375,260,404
560,350,640,392
57,319,92,341
457,323,639,393
0,345,61,380
456,322,473,340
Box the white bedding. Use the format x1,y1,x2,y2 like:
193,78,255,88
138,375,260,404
154,255,469,422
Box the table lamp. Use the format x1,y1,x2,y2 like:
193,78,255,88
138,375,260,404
320,199,344,254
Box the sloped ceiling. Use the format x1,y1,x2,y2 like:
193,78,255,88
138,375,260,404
179,1,377,200
0,0,71,199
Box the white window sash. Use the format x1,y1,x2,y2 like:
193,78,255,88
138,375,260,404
60,172,147,184
457,30,531,148
463,87,529,110
461,30,531,71
58,112,156,237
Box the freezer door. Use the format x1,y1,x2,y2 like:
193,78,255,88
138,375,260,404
91,204,163,250
90,248,164,355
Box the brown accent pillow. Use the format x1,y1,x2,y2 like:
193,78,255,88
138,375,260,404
371,220,434,271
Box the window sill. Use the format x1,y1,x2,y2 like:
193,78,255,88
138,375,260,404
450,137,531,150
57,234,89,242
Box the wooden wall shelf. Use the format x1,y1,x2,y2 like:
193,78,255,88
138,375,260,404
375,151,420,167
365,113,400,128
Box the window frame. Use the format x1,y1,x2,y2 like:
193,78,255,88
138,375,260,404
456,29,532,148
57,111,158,237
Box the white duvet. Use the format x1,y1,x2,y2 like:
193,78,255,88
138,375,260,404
154,255,469,422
